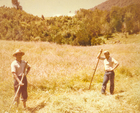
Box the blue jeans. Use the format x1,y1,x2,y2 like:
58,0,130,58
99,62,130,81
101,71,115,94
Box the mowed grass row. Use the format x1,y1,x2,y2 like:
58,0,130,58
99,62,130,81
0,34,140,113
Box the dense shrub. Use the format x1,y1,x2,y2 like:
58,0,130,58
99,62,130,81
0,4,140,46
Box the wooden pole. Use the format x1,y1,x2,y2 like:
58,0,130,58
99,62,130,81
89,50,102,90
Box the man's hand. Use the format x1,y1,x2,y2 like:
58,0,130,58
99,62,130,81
106,67,114,71
19,81,24,86
107,63,119,72
100,49,103,54
97,49,105,60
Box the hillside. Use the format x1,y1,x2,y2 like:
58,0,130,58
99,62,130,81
0,34,140,112
91,0,140,11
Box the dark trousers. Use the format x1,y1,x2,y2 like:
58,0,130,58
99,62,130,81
101,71,115,94
14,76,28,101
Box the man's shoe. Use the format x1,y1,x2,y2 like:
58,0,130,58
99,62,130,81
110,93,114,95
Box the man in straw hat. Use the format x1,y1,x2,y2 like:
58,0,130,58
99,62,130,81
97,50,119,95
11,49,31,108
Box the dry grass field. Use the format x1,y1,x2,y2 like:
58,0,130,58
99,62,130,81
0,34,140,113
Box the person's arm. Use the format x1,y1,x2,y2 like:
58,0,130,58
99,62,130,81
11,62,24,86
112,62,119,71
111,58,119,71
12,72,24,86
24,66,31,76
97,49,105,60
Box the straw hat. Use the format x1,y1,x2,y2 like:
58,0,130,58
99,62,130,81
13,49,25,57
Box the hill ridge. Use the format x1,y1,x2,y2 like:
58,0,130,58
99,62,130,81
91,0,140,11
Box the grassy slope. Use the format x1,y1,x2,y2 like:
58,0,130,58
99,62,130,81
0,34,140,113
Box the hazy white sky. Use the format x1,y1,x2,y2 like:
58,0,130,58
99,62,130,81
0,0,106,17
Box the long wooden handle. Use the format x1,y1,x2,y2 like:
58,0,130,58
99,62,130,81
89,59,100,89
89,50,102,90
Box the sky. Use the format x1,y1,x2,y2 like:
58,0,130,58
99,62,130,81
0,0,106,17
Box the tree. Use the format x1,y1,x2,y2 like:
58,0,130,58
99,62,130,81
12,0,22,10
110,6,123,32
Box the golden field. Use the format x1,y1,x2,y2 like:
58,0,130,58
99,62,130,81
0,34,140,113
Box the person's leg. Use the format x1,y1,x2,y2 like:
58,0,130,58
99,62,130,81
23,101,26,109
21,77,28,108
14,84,20,107
101,72,109,94
109,71,115,95
15,93,20,107
21,88,27,108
